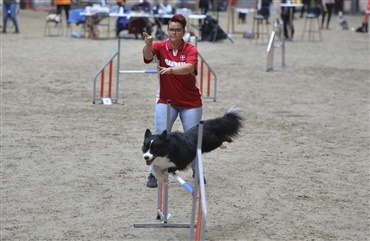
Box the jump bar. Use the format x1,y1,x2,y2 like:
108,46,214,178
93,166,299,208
119,70,157,74
171,173,193,194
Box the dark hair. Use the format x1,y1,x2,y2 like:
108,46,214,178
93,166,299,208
169,14,187,29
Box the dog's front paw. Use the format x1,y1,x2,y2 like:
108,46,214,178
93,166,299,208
153,167,168,184
156,174,168,184
160,177,168,184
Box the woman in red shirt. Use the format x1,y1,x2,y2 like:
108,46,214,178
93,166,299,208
142,14,203,188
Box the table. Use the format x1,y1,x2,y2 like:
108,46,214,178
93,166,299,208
82,11,206,39
280,3,303,40
235,8,255,23
82,12,206,21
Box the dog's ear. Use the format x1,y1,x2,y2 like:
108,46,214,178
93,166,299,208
145,129,152,138
160,130,168,140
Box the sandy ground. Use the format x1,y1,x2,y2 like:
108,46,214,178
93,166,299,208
1,7,369,241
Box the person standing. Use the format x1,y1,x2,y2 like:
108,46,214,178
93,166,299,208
2,0,20,33
116,0,125,7
132,0,151,12
199,0,209,15
356,0,370,32
280,0,295,40
56,0,72,26
198,0,209,25
262,0,272,23
142,14,203,188
321,0,335,29
300,0,311,18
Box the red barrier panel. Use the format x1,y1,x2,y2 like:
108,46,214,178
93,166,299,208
100,69,105,99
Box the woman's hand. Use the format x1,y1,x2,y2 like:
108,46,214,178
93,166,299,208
158,66,173,75
143,32,153,47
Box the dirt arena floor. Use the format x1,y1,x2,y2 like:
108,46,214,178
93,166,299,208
1,7,369,241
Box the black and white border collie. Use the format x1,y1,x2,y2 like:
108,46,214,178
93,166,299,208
142,107,244,183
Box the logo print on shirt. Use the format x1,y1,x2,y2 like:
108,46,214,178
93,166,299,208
180,55,186,61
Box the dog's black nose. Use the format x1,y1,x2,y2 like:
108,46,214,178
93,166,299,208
144,155,149,160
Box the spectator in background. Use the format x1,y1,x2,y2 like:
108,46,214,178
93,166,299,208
116,0,125,7
199,0,209,15
56,0,73,26
153,0,173,39
130,0,153,38
154,0,173,25
356,0,370,33
156,0,172,15
132,0,151,12
321,0,335,29
2,0,20,33
262,0,272,11
334,0,343,14
280,0,295,40
300,0,311,18
261,0,272,24
199,0,209,26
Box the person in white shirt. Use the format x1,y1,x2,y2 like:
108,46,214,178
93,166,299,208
156,0,172,14
153,0,173,39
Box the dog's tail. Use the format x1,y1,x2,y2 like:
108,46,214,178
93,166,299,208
201,106,244,153
220,106,244,140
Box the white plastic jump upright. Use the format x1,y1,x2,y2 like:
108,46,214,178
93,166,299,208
134,100,207,241
93,37,217,104
266,20,286,72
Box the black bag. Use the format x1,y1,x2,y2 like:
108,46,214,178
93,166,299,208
201,15,228,42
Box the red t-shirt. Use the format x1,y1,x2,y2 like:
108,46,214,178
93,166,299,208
144,40,203,108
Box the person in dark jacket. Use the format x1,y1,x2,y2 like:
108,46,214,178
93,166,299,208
280,0,295,40
261,0,272,24
132,0,151,12
199,0,210,14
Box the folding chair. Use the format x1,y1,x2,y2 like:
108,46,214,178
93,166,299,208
301,7,322,41
252,7,270,43
44,9,63,36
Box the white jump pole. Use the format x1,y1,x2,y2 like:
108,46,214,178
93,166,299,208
172,173,193,194
119,70,158,74
266,21,286,72
191,120,207,241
